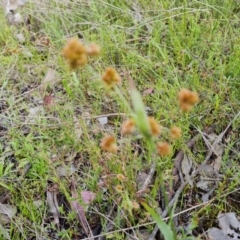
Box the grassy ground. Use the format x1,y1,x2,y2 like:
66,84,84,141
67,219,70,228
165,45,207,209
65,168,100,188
0,0,240,239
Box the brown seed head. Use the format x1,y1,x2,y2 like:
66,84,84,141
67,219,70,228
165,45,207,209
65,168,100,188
179,102,193,112
62,38,87,69
116,185,123,192
178,88,199,112
170,126,182,140
86,43,101,56
102,67,121,87
157,142,171,157
117,174,126,181
132,201,140,209
100,135,118,153
148,117,161,136
122,119,135,135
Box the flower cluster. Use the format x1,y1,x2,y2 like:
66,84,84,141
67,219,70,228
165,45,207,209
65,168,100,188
115,185,123,192
62,38,100,69
117,174,126,181
122,117,162,137
157,142,171,157
178,88,199,112
61,39,201,219
101,67,121,88
100,116,173,157
100,135,118,153
122,119,135,135
62,40,199,159
100,90,198,157
148,117,161,136
170,126,182,140
86,43,101,57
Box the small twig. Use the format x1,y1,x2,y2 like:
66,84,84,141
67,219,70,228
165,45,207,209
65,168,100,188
82,113,126,119
136,161,156,194
201,111,240,166
196,129,218,155
4,113,126,129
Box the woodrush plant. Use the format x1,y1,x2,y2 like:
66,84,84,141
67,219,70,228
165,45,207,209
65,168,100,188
62,37,199,239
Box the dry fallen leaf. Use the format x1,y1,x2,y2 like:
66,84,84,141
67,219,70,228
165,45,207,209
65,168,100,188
27,106,44,123
196,180,211,192
201,185,217,203
73,116,83,140
81,191,96,205
97,116,108,125
40,68,60,94
2,0,27,13
16,33,25,43
13,13,23,23
70,181,96,236
126,229,152,240
0,203,17,225
181,154,193,186
0,223,11,240
208,212,240,240
35,34,50,47
197,164,218,202
136,171,149,189
56,164,76,177
43,95,54,110
21,48,33,58
46,184,60,225
142,87,154,96
207,133,224,172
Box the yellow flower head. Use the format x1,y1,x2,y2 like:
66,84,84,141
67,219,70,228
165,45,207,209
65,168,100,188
170,126,182,140
117,174,126,181
102,67,121,88
157,142,171,157
122,119,135,135
116,185,123,192
100,135,118,153
178,88,199,112
148,117,161,136
62,38,87,69
132,201,140,210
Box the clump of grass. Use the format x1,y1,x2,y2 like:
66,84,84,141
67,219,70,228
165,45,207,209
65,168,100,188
61,36,199,239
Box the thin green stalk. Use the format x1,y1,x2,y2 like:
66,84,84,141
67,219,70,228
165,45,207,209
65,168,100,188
114,85,132,114
72,71,85,100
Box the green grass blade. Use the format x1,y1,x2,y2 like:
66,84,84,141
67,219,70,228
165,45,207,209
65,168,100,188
141,201,175,240
131,89,151,139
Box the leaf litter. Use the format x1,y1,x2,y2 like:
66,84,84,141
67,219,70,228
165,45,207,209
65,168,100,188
0,203,17,225
181,154,194,186
208,212,240,240
46,183,60,226
70,181,96,237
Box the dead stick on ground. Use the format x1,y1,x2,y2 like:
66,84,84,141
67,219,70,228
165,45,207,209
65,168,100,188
137,160,156,195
